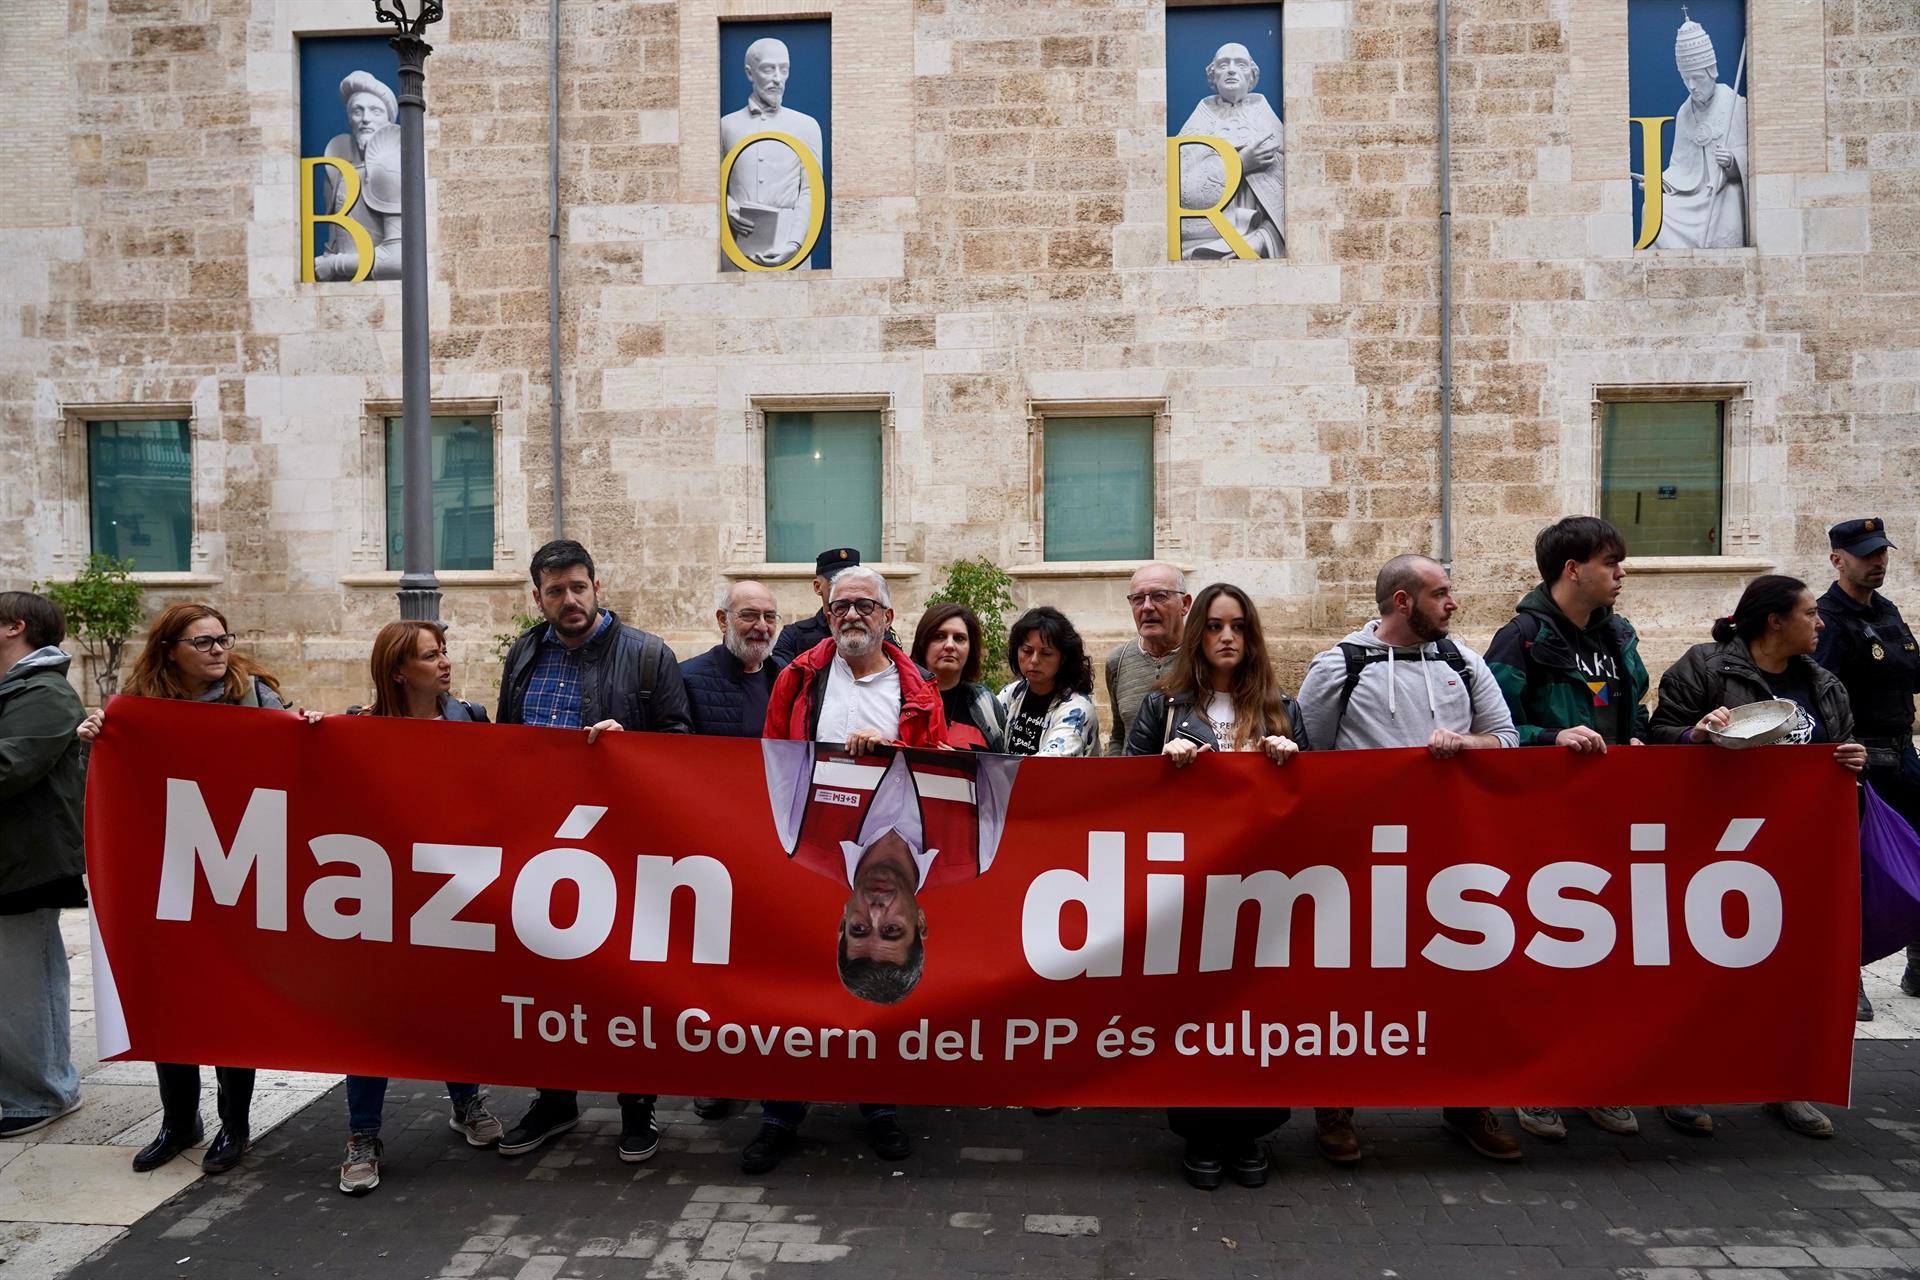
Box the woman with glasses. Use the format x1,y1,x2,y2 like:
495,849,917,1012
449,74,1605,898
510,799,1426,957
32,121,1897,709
1124,582,1307,1190
75,603,313,1177
996,607,1100,757
334,621,503,1195
911,603,1007,752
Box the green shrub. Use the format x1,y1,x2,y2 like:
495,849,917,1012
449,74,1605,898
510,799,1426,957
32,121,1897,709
36,554,145,702
925,557,1017,680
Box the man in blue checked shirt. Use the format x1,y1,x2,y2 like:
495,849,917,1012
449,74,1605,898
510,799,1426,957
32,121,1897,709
493,538,691,1163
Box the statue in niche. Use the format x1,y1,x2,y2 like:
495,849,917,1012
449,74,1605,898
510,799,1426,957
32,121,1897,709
1174,42,1286,259
719,38,825,270
313,71,404,281
1639,9,1748,249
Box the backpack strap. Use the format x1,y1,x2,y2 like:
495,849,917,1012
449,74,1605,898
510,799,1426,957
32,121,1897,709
635,632,662,728
1333,640,1477,737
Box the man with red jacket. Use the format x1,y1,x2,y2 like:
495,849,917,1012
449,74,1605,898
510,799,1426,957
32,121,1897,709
751,565,945,1174
763,565,947,750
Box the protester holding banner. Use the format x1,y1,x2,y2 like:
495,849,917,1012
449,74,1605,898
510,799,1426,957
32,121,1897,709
1648,574,1864,1138
910,602,1006,751
492,539,688,1165
754,564,942,1172
1485,517,1649,1145
681,581,785,739
1125,582,1301,1189
1294,556,1523,1165
997,607,1100,757
336,621,504,1195
0,592,87,1141
75,602,313,1174
1104,563,1192,753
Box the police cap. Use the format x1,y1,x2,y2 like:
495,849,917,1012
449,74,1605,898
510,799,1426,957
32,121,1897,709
1829,517,1896,556
813,547,862,577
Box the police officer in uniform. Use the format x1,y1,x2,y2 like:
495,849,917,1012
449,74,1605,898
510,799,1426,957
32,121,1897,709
1814,517,1920,998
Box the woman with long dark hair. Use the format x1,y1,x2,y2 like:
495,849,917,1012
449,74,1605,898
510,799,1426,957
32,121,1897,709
75,603,313,1176
996,606,1100,756
1125,583,1306,1189
1650,574,1865,1140
337,621,502,1196
910,603,1007,751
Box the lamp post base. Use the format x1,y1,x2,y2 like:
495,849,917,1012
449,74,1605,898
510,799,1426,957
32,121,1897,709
397,581,443,623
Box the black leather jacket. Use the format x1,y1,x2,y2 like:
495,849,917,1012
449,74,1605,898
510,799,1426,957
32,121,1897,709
496,609,691,734
1124,689,1312,756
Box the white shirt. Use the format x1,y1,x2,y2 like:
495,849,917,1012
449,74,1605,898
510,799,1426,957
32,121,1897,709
816,652,901,745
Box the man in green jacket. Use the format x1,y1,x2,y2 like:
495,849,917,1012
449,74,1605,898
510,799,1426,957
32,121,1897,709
1485,516,1652,752
1483,517,1652,1145
0,591,87,1138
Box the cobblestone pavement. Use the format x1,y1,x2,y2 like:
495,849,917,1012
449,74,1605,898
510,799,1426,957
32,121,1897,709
6,919,1920,1280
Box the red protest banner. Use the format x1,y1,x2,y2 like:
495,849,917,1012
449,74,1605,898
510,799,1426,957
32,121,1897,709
85,695,1860,1107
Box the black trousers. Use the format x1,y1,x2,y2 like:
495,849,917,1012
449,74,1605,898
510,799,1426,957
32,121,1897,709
1167,1106,1289,1153
533,1089,655,1111
155,1062,254,1134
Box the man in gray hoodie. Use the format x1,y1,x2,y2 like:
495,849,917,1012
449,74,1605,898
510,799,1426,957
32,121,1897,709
1297,554,1516,754
0,591,87,1138
1293,555,1521,1165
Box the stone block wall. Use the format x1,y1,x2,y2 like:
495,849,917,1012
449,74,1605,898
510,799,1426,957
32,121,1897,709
0,0,1914,716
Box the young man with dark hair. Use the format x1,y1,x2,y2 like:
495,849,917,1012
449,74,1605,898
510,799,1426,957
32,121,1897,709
493,540,690,1163
0,592,87,1138
1485,518,1653,1143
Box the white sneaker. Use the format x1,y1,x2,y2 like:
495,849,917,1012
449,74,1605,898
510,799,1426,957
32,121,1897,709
339,1133,382,1195
1513,1107,1566,1140
1581,1106,1639,1135
1767,1101,1834,1138
450,1095,504,1147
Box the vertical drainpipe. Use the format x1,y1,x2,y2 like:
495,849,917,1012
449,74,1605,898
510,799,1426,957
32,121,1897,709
547,0,566,539
1435,0,1455,573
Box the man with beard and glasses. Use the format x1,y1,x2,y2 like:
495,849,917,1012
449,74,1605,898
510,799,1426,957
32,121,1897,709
683,581,785,738
752,565,947,1173
493,538,690,1164
676,580,784,1120
1294,554,1521,1167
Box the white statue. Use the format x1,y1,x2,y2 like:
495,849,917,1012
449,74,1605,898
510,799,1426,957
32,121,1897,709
1174,42,1286,259
313,70,403,281
718,38,825,270
1645,10,1748,249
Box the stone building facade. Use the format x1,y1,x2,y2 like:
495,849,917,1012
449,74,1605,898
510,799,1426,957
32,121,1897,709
1,0,1914,715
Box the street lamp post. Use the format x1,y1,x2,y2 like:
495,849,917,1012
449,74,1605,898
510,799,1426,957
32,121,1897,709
373,0,444,622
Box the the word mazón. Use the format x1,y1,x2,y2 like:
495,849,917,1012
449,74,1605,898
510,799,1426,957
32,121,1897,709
155,782,733,963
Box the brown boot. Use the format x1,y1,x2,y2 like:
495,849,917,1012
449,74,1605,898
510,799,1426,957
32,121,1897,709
1314,1107,1361,1166
1443,1108,1522,1161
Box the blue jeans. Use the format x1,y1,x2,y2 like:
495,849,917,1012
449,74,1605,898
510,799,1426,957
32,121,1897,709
0,908,80,1119
346,1076,478,1136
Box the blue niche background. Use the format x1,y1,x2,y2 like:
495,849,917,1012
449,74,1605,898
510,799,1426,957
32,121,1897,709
1628,0,1747,247
1165,4,1284,135
720,19,832,270
298,35,401,257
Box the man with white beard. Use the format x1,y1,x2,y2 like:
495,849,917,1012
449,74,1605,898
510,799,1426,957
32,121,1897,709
751,565,948,1173
313,70,404,280
681,581,785,738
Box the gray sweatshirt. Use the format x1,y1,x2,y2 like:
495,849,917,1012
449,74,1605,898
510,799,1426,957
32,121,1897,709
1295,620,1517,751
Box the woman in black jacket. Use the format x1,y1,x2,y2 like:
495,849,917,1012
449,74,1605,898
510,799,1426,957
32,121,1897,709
1649,574,1865,1141
1125,583,1304,1190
